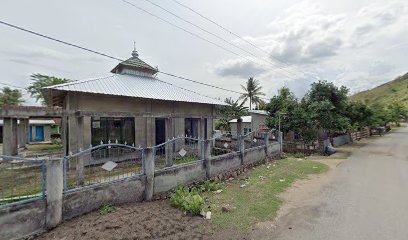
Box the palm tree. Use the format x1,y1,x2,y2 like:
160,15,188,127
240,77,265,110
0,87,24,106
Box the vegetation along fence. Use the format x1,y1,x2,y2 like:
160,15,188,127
0,155,46,208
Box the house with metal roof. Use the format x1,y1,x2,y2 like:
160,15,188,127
229,110,269,136
0,119,55,144
43,48,226,154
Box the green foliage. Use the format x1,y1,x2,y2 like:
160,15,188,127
98,204,115,215
388,102,408,126
0,87,24,106
27,73,69,106
170,185,204,215
51,138,62,145
200,180,222,192
302,80,350,133
345,101,374,129
215,119,230,131
239,77,265,110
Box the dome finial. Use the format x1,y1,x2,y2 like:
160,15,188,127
132,41,139,57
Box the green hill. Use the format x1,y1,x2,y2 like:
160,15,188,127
351,72,408,107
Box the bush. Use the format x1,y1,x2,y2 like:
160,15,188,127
98,204,115,215
170,186,204,215
51,137,62,145
200,180,222,192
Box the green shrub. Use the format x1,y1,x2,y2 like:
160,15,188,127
170,185,204,215
200,180,222,192
51,137,62,145
98,204,115,215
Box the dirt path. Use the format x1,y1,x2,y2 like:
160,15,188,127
252,128,408,240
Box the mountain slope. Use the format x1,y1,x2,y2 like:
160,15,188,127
351,72,408,107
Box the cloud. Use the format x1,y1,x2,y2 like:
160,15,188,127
0,46,103,63
212,59,267,78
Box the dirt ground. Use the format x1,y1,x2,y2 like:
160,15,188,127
35,200,245,240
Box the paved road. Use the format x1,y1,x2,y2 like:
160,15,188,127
269,127,408,240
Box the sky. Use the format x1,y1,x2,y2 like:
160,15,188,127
0,0,407,106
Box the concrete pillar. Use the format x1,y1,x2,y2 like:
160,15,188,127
165,118,174,167
144,148,155,201
61,115,68,156
237,118,245,165
264,132,269,157
204,139,212,179
3,118,18,156
76,116,85,186
146,117,155,147
46,158,63,229
18,119,29,148
197,117,205,158
278,131,283,155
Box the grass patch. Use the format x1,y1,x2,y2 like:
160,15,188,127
26,144,63,151
98,204,115,215
203,158,329,231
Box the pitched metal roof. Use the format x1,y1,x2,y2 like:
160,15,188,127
44,74,227,106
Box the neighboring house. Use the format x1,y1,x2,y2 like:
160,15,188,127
229,110,269,136
42,48,226,154
0,119,55,144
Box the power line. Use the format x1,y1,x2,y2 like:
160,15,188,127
0,19,246,98
140,0,303,79
121,0,254,64
171,0,316,79
0,20,122,62
0,82,26,90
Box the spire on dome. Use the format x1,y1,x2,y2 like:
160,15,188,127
131,41,139,57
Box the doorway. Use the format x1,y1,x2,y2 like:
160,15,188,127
35,126,44,142
155,118,166,145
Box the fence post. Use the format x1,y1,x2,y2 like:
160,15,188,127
144,148,155,201
204,140,212,179
76,116,85,186
278,131,283,155
264,132,269,157
46,158,63,229
237,118,245,165
165,140,174,167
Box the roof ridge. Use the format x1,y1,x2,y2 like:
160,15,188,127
45,75,115,89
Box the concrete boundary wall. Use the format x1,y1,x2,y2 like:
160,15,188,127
0,200,46,240
332,135,351,147
63,177,146,220
154,161,206,194
0,142,280,240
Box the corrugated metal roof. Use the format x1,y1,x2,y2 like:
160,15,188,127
0,119,55,125
249,110,268,116
45,74,227,105
229,116,251,123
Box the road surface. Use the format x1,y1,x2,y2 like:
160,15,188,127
267,127,408,240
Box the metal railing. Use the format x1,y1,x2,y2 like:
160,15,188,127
154,136,203,169
63,143,144,192
0,155,46,208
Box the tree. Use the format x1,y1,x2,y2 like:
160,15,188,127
27,73,69,106
346,101,374,129
239,77,265,110
302,80,351,134
265,87,299,133
216,97,248,132
0,87,24,106
388,102,408,126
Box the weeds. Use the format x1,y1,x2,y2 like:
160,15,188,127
98,204,115,215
